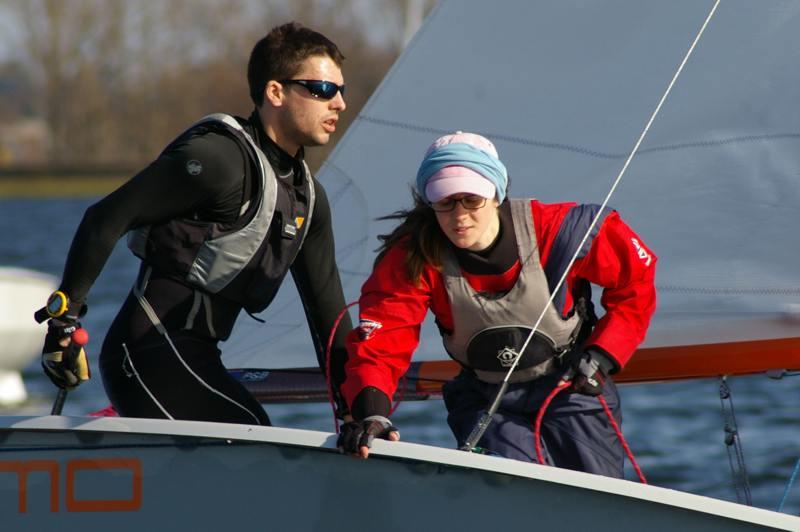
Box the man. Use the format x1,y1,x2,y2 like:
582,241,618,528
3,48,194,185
38,22,352,425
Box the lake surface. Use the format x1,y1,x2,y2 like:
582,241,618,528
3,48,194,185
2,196,799,515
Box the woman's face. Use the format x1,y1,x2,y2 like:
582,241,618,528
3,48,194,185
434,194,500,251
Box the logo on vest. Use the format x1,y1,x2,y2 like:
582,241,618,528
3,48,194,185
497,346,520,368
357,319,383,341
630,237,653,266
186,160,203,176
241,371,270,381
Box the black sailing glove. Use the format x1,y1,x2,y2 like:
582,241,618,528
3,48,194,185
337,415,399,457
41,317,91,390
37,291,90,390
564,349,615,396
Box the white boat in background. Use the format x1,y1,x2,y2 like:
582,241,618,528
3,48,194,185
0,415,798,531
2,0,800,528
0,267,56,404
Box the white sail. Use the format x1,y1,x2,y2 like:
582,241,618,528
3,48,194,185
224,0,800,370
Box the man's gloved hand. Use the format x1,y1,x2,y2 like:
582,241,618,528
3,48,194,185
337,415,399,459
564,349,615,396
41,318,90,390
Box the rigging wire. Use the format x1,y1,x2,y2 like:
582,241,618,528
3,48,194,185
773,369,800,513
460,0,722,453
777,457,800,513
718,376,753,506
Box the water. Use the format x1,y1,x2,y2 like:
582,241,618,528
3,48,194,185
2,196,799,515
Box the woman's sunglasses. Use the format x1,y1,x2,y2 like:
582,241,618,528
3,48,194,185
280,79,346,100
430,196,488,212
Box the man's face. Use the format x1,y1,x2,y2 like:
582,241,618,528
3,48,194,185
276,54,346,154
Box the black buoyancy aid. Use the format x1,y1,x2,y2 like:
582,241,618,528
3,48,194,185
127,113,315,314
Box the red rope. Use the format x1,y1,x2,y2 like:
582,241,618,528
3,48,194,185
325,301,358,434
533,380,647,484
390,374,407,415
534,381,571,465
598,394,647,484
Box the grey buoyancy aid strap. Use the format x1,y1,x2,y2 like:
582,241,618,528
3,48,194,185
184,289,218,338
186,113,279,294
132,266,169,337
295,159,316,254
185,290,202,331
277,159,316,267
202,293,217,338
509,198,538,266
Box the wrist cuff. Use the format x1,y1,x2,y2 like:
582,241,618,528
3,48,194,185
351,386,391,420
586,348,618,375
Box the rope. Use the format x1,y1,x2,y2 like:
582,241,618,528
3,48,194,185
325,301,358,434
533,381,570,465
533,380,647,484
718,376,752,505
597,394,647,484
390,374,408,415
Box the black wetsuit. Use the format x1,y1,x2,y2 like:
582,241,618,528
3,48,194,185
59,110,351,424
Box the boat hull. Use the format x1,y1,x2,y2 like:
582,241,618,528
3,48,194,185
0,416,797,531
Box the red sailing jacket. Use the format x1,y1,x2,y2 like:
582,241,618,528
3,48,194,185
342,199,657,407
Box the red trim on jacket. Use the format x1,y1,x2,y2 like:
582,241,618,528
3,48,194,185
342,199,657,407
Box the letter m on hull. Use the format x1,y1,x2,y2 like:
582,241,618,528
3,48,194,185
0,460,59,512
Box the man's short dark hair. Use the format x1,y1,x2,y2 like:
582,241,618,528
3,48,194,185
248,22,345,107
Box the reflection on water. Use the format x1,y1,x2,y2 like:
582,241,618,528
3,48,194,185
2,197,799,515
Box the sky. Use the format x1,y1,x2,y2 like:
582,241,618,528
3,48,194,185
0,4,14,61
0,5,21,62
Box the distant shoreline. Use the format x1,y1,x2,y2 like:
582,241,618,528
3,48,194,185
0,175,128,198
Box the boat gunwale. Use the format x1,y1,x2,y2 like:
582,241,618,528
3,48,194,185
1,414,798,529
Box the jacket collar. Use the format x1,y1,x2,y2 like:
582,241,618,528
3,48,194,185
248,109,306,184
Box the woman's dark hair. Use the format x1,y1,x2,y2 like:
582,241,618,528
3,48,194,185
374,191,450,285
248,22,345,107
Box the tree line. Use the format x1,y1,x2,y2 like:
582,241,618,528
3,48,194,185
0,0,431,174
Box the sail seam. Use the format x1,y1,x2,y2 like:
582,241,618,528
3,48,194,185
659,285,800,296
357,116,800,160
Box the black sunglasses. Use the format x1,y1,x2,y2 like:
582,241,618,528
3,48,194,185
279,79,346,100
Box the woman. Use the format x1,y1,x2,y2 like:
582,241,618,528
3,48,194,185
337,132,656,477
